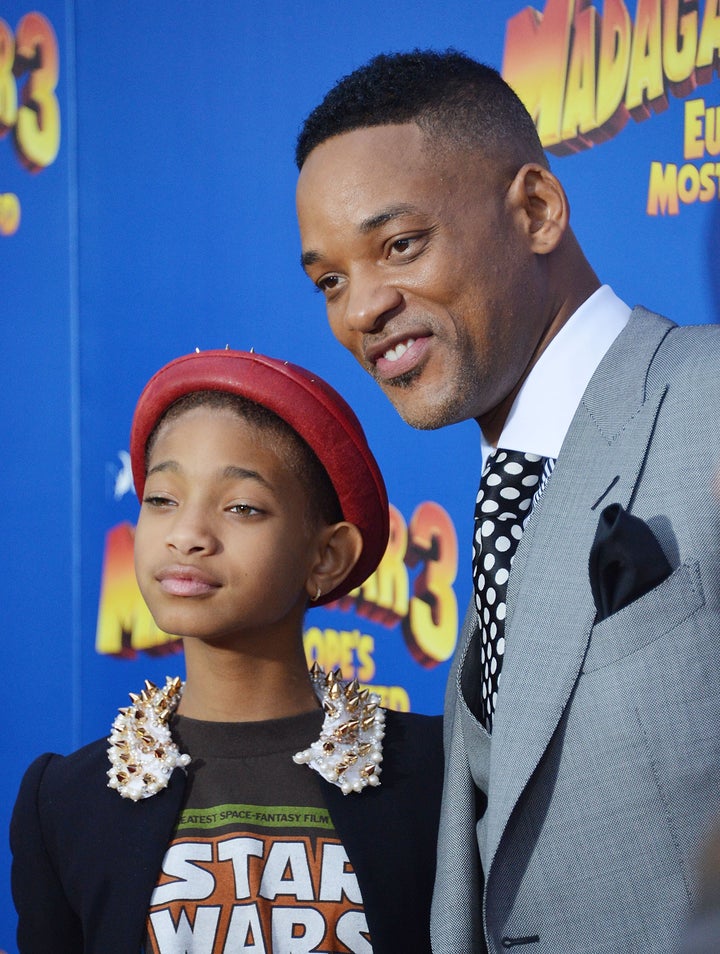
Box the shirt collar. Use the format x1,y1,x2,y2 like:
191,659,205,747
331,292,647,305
481,285,631,465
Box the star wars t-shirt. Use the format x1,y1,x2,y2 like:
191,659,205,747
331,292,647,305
143,709,372,954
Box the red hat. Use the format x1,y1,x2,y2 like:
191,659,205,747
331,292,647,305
130,349,389,605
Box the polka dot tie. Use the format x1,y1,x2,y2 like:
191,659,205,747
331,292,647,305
472,449,549,732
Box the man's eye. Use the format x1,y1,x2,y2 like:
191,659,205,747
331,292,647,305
388,232,430,258
316,274,341,293
391,237,412,253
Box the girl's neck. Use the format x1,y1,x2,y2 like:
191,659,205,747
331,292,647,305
177,638,318,722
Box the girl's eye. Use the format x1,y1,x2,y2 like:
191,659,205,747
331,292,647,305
143,494,175,508
228,503,261,516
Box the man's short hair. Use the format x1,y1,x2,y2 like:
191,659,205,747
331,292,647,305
295,48,547,170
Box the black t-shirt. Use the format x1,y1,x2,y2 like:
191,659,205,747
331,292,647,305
144,709,371,953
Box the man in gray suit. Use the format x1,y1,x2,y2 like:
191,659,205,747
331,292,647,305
295,50,720,953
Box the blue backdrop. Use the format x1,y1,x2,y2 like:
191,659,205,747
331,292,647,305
2,1,719,946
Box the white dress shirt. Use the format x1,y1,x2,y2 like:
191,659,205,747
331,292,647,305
480,285,631,468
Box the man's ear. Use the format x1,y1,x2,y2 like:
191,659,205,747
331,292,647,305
306,522,364,603
508,163,569,254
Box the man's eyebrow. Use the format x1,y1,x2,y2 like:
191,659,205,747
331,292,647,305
300,204,420,272
358,204,418,233
301,249,322,270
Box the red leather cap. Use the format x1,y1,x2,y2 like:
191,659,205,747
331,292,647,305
130,349,389,604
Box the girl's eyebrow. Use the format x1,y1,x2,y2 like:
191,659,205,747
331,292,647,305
146,460,180,478
147,460,273,490
222,465,272,489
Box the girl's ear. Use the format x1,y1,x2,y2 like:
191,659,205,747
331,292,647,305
508,162,569,254
306,522,364,603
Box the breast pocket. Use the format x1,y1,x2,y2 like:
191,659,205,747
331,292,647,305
582,559,705,673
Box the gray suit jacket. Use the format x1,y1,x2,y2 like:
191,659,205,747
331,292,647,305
431,307,720,954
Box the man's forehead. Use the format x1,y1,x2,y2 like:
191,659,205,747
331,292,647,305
296,125,459,224
299,123,431,181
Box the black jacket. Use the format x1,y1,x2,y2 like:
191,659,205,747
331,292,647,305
11,709,443,953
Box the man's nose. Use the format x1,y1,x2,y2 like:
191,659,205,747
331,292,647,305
344,272,404,334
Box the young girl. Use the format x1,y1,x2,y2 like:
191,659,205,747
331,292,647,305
11,349,443,954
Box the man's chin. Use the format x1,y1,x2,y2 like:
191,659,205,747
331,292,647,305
372,363,472,429
385,388,467,431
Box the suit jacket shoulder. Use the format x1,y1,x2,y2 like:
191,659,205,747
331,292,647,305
587,304,720,421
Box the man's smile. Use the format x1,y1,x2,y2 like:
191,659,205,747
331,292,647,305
365,333,432,381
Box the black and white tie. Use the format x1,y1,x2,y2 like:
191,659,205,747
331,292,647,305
471,449,553,731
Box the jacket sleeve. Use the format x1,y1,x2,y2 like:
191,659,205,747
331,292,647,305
10,753,83,952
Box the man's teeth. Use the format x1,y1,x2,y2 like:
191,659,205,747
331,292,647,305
383,338,416,362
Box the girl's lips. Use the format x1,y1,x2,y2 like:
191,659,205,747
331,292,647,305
156,567,220,597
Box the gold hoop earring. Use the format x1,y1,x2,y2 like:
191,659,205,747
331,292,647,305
310,585,322,602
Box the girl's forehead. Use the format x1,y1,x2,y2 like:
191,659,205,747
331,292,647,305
147,404,302,479
151,403,277,450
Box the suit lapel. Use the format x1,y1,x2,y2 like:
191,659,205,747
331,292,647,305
482,308,674,871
